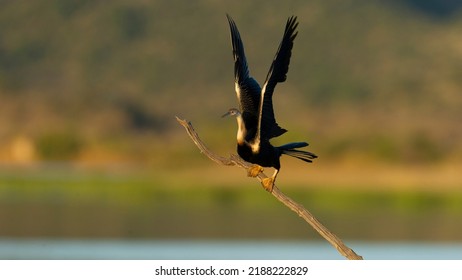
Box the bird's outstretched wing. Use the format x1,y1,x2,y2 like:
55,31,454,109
257,16,298,142
226,14,261,135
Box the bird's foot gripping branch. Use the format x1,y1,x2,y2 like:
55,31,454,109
261,177,275,193
176,116,363,260
247,165,264,178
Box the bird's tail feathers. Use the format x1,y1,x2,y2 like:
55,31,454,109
277,142,308,150
278,142,317,163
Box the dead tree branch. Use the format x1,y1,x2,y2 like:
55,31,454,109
176,116,363,260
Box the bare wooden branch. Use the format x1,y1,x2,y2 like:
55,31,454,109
176,116,363,260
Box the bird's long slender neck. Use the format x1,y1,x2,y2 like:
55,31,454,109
235,113,247,145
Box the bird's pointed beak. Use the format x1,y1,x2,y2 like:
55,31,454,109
221,111,231,118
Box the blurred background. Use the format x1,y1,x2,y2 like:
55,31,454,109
0,0,461,259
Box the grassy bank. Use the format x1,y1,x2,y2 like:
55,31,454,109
1,165,461,241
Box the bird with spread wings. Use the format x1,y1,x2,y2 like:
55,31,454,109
223,15,317,192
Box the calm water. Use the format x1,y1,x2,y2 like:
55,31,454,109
0,239,461,260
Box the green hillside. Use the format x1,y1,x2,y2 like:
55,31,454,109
1,0,462,165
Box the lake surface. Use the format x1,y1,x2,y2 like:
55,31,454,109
0,239,461,260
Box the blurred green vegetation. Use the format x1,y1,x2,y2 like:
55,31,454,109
36,131,83,160
0,1,461,241
0,168,461,241
0,0,461,165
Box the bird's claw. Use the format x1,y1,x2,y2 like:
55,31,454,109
261,178,274,192
247,165,264,177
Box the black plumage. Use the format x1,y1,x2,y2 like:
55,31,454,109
223,15,317,191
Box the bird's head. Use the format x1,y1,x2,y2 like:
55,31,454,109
221,108,241,118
